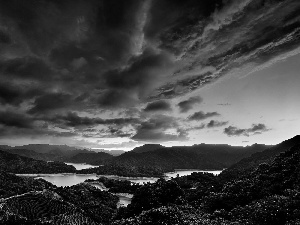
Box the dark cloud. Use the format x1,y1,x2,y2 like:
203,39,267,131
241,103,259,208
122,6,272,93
207,120,228,128
148,0,300,99
0,111,34,129
224,123,270,137
0,82,23,105
131,115,188,142
224,126,246,136
51,112,140,128
144,100,172,112
186,124,206,131
0,0,299,145
28,92,74,114
0,82,43,106
0,57,52,81
188,111,220,121
177,96,202,113
99,48,174,107
217,103,231,106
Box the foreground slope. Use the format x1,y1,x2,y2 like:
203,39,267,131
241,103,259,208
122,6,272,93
220,135,300,180
0,172,119,225
113,143,300,225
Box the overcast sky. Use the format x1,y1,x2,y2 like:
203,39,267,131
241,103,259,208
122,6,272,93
0,0,299,149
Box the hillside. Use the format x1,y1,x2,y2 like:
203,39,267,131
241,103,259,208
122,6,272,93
96,149,126,156
112,143,300,225
0,183,118,225
4,144,93,159
110,148,225,170
1,148,66,162
1,145,124,163
77,143,270,177
0,171,55,198
220,135,300,180
67,152,114,165
109,143,270,170
1,136,300,225
0,150,76,174
130,144,164,153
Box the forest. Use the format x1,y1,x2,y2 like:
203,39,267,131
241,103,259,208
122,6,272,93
0,137,299,224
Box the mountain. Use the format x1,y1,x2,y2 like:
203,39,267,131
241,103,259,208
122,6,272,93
67,152,114,165
0,150,76,174
111,143,270,169
1,144,125,164
95,149,126,156
1,148,66,162
78,143,271,177
220,135,300,180
109,148,225,171
113,143,300,225
1,144,100,163
130,144,164,153
14,144,92,157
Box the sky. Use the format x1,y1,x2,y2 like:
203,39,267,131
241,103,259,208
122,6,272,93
0,0,299,150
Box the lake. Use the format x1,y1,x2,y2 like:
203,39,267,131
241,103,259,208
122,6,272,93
17,173,99,187
164,169,222,178
65,162,99,170
18,164,223,187
17,164,222,207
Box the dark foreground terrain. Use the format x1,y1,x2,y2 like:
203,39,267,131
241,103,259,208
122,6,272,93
1,136,300,224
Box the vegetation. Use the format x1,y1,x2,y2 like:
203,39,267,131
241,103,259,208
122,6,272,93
0,171,55,198
77,164,165,177
0,150,76,174
113,143,300,224
55,183,119,224
1,136,300,224
86,177,142,194
67,152,113,165
0,173,119,224
102,143,270,173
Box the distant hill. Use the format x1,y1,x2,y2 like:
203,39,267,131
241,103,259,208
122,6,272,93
115,143,271,169
1,142,272,173
219,135,300,180
1,145,124,164
67,152,114,165
94,149,125,156
14,144,92,157
109,148,225,170
1,144,100,163
0,150,76,174
79,143,271,176
130,144,164,153
1,148,66,162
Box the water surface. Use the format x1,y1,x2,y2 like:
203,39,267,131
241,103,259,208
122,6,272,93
35,174,99,187
164,169,222,179
18,168,222,187
65,162,99,170
17,168,222,207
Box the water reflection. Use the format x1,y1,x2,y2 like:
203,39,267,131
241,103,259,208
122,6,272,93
65,162,99,170
34,174,99,187
165,169,222,179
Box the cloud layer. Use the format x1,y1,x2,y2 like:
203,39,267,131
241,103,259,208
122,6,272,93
0,0,298,147
224,124,269,137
